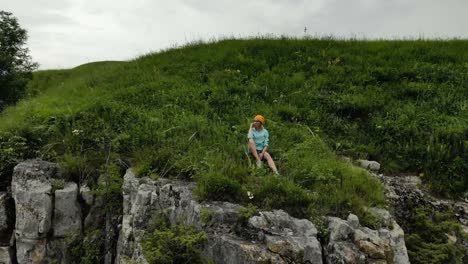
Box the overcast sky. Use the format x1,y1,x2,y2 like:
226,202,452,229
3,0,467,69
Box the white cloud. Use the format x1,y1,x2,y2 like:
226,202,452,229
2,0,467,69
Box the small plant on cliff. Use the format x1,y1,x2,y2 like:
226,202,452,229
142,213,208,264
237,203,257,225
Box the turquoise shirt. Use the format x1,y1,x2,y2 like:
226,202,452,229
248,127,269,151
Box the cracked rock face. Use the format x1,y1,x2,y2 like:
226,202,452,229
325,214,409,264
53,182,82,237
116,169,323,264
0,193,9,235
12,160,56,263
10,160,83,263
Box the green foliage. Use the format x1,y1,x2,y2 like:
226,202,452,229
142,214,208,264
0,132,29,188
199,207,213,225
195,172,244,202
94,162,124,211
253,176,314,217
406,207,465,264
237,203,257,225
51,179,65,191
0,11,38,107
67,229,104,264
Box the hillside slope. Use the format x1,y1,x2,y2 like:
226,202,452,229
0,38,467,263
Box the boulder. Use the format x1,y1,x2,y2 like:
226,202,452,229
356,160,380,171
327,217,354,242
347,214,360,229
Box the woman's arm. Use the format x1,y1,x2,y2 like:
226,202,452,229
247,123,254,138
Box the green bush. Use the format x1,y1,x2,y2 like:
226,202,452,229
195,172,244,202
67,229,104,264
142,215,208,264
405,208,465,264
237,203,258,225
253,176,314,218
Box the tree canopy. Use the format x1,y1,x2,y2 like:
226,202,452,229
0,10,38,109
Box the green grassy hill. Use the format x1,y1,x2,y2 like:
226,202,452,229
0,38,467,263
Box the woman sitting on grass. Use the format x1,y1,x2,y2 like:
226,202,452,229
248,115,279,175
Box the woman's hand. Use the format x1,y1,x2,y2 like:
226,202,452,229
259,152,264,160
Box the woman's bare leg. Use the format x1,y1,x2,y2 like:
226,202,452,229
248,139,261,161
263,152,278,174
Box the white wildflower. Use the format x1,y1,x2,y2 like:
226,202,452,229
72,129,83,135
247,191,254,200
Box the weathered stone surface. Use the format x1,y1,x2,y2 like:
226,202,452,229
249,210,321,263
356,240,385,259
0,193,8,234
11,160,86,264
326,212,410,264
347,214,359,229
387,222,409,264
0,247,13,264
116,168,323,264
326,241,365,264
204,234,285,264
356,160,380,171
84,195,105,230
12,160,56,240
327,217,354,242
80,184,94,206
367,207,393,227
53,182,81,237
15,238,47,264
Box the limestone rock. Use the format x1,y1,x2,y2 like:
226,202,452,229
204,234,285,264
0,247,13,264
80,184,94,206
327,217,354,242
53,182,81,237
356,240,385,259
116,168,323,264
0,192,12,247
347,214,360,229
12,160,56,240
326,213,409,264
249,210,321,263
356,160,380,171
0,193,8,234
326,241,365,264
11,160,85,264
15,238,47,264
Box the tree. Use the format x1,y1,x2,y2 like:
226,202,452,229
0,11,38,109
